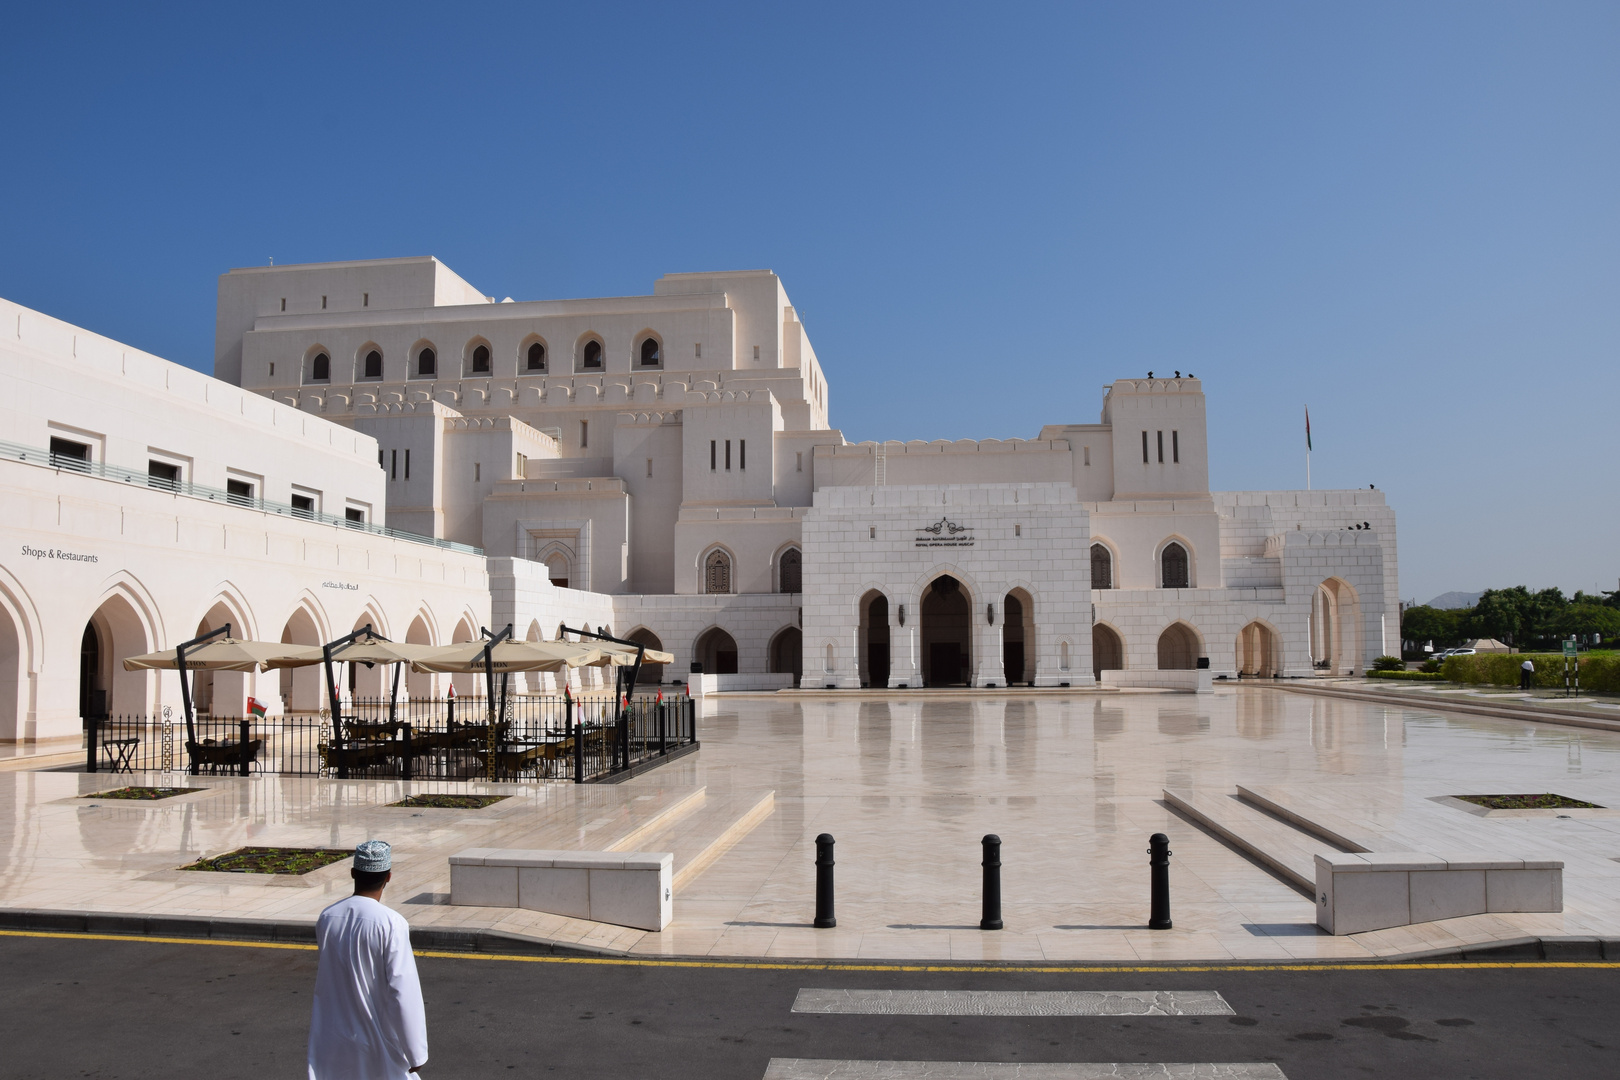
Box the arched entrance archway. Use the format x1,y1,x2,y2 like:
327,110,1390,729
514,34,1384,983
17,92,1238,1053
1157,622,1200,670
82,593,153,719
1311,578,1362,674
1092,623,1124,680
406,615,433,699
769,627,802,683
626,627,666,684
920,575,971,687
858,591,890,688
449,617,478,699
1002,588,1035,685
1238,621,1280,678
279,608,323,713
693,627,738,675
0,602,22,740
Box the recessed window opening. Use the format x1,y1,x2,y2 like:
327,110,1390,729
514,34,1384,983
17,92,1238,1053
725,440,731,470
417,348,436,376
1172,430,1179,463
404,449,410,480
710,440,716,471
1015,524,1022,537
226,479,254,507
1084,446,1090,466
390,450,397,480
527,342,546,371
49,437,90,470
269,362,275,377
378,449,384,468
1157,430,1164,463
580,420,588,448
582,340,602,369
796,451,803,473
1141,431,1149,463
515,452,527,478
869,526,875,539
147,460,180,491
639,338,661,366
321,295,327,310
753,345,760,360
472,344,490,373
280,298,286,312
311,353,330,382
364,350,382,378
646,458,653,478
694,343,701,359
778,548,801,593
363,293,369,307
1091,543,1113,589
739,439,746,470
345,507,365,527
1162,541,1190,589
704,550,732,594
474,463,481,482
291,494,314,518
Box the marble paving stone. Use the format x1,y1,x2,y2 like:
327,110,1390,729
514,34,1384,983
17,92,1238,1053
791,989,1235,1016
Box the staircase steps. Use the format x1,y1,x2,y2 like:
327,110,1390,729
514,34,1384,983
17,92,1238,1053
1163,788,1348,895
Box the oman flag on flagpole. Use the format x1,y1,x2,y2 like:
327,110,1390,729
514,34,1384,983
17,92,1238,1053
246,697,267,719
1305,406,1312,452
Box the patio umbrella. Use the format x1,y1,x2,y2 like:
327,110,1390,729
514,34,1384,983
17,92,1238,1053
408,638,603,674
585,641,675,667
262,635,437,668
123,638,324,672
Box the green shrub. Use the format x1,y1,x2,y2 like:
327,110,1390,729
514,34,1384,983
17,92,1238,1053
1420,659,1442,673
1368,670,1446,681
1371,655,1405,672
1440,652,1620,692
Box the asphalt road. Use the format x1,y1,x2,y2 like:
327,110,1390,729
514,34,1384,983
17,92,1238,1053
1,932,1616,1079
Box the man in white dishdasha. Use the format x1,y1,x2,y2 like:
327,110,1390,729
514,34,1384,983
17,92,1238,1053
308,840,428,1078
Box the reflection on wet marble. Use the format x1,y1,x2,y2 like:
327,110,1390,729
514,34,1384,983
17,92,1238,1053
3,685,1620,962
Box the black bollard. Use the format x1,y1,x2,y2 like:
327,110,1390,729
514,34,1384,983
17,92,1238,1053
1148,832,1172,930
814,833,837,928
980,834,1003,930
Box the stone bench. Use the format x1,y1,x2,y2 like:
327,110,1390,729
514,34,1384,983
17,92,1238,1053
1315,852,1563,935
449,848,673,931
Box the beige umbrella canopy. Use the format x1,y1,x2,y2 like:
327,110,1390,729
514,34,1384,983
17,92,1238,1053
586,640,675,666
409,638,604,674
262,634,438,669
122,638,324,672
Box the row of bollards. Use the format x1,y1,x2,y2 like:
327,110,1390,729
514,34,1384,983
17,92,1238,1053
811,831,1174,931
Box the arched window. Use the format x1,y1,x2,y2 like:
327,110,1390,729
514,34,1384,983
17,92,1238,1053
778,548,801,593
310,353,330,382
527,342,546,371
704,550,731,594
546,555,569,589
639,338,661,366
471,344,490,373
582,340,603,369
363,350,383,379
417,347,437,377
1161,542,1189,589
1091,544,1112,589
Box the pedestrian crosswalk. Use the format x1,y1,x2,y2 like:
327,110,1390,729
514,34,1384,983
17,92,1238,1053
792,989,1235,1016
764,1062,1286,1079
771,985,1287,1079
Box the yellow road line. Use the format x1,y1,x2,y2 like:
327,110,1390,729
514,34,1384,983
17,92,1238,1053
3,929,1618,972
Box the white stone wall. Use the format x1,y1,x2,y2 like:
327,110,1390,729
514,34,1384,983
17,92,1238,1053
801,484,1092,688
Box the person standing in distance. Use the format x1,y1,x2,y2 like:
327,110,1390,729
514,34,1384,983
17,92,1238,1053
308,840,428,1079
1520,658,1535,691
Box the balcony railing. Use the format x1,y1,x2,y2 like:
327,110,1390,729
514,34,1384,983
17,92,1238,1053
2,438,482,556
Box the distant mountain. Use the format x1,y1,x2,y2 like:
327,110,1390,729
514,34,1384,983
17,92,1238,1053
1425,590,1483,610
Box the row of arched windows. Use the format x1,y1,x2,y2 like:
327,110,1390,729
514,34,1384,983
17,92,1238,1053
1090,541,1191,590
702,547,801,595
301,332,667,384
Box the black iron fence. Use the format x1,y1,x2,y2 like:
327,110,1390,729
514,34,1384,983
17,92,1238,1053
84,694,697,783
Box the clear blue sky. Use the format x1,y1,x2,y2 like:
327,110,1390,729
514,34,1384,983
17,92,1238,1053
2,2,1615,605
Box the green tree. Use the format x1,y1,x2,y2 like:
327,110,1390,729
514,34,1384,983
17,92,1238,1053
1554,604,1620,640
1402,605,1464,648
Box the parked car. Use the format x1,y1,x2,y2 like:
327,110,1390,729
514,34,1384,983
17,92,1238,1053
1449,648,1476,657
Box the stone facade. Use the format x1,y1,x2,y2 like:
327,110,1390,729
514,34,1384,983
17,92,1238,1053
0,257,1399,741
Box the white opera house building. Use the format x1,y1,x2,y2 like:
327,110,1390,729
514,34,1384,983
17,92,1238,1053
0,257,1398,747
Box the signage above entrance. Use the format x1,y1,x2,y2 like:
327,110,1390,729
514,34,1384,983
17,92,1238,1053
915,517,974,548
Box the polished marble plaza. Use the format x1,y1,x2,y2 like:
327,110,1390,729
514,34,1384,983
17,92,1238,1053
3,685,1619,961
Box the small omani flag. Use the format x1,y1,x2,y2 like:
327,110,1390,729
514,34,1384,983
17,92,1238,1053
246,696,268,719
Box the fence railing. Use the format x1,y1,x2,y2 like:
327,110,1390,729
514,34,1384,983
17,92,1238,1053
2,437,481,556
84,694,697,783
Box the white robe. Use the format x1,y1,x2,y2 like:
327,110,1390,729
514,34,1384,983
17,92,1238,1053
308,895,429,1080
